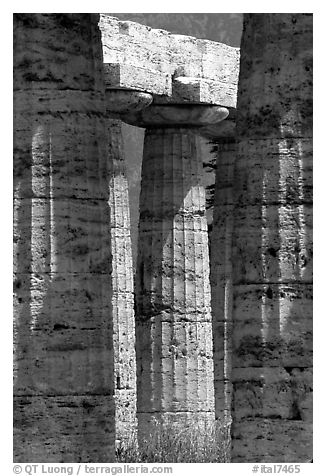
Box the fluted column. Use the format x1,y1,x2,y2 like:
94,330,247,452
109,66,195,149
13,14,114,462
201,121,236,429
127,104,229,437
211,140,235,427
231,14,312,462
104,88,152,446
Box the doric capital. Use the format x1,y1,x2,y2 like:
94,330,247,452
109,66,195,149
120,103,229,129
105,89,153,117
199,118,236,142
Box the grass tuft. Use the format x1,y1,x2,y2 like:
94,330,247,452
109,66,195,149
116,419,230,463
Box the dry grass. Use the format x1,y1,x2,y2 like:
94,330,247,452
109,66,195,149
116,419,230,463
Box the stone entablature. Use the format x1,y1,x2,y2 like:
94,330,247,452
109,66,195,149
100,14,239,108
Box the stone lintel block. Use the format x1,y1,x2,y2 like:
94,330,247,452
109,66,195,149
103,63,171,96
13,394,115,463
232,418,312,463
152,77,237,108
121,103,229,128
100,15,239,105
198,39,240,84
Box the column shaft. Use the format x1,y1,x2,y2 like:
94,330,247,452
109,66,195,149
210,139,235,425
231,13,312,462
107,118,137,445
136,128,215,435
13,14,114,462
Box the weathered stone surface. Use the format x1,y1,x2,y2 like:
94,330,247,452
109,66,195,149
104,63,171,96
106,118,137,445
99,15,239,106
14,14,104,92
236,16,312,139
122,104,229,128
14,395,115,463
200,118,235,141
232,419,312,463
232,284,313,369
137,321,214,411
14,114,109,200
136,125,216,439
230,13,312,462
234,139,313,206
232,367,312,421
210,139,235,424
162,77,237,106
13,13,114,462
13,198,111,274
232,204,313,283
105,89,153,115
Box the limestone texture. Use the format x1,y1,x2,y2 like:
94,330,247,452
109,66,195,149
135,106,221,438
210,138,236,426
122,104,229,128
13,14,114,462
230,13,313,462
106,117,137,446
99,15,239,107
104,88,153,115
103,63,171,97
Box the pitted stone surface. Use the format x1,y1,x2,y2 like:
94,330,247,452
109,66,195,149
14,395,115,463
103,63,171,96
99,15,239,107
232,419,312,463
13,14,114,462
106,118,137,445
136,126,215,440
230,13,312,463
162,77,237,106
209,139,235,425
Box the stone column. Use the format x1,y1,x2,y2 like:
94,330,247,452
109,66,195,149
201,121,236,429
126,104,229,438
13,14,114,462
231,14,312,462
104,88,152,447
